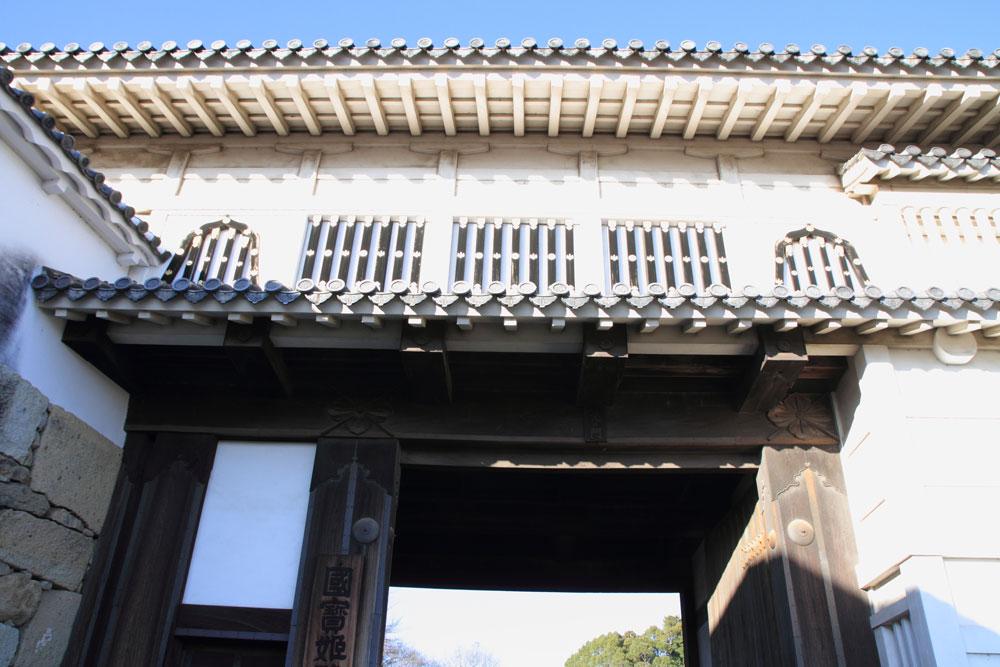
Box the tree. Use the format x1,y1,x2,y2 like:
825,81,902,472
565,615,684,667
444,643,500,667
382,619,441,667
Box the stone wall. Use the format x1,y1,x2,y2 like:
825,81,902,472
0,363,121,666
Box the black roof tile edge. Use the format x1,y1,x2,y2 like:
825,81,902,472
0,66,170,261
3,39,999,74
849,144,1000,170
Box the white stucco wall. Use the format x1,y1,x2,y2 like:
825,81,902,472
0,136,129,444
836,345,1000,665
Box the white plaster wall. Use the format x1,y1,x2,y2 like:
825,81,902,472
836,345,1000,664
0,138,129,444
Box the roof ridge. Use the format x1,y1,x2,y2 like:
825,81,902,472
0,65,168,261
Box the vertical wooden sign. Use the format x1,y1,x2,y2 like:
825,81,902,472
303,554,364,667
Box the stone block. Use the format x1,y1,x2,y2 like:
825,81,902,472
0,367,47,465
0,623,17,667
0,511,92,591
45,509,83,533
0,484,47,518
30,407,121,533
0,460,28,486
0,574,40,627
13,590,79,667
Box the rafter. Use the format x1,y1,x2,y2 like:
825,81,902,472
249,76,288,136
73,80,128,138
886,84,943,143
210,79,256,137
177,78,224,137
785,82,830,142
435,74,456,136
106,79,160,138
751,80,790,141
33,80,98,138
141,79,192,137
287,78,321,136
818,83,866,143
952,93,1000,145
512,74,526,137
683,79,711,140
582,77,604,138
921,87,984,145
547,78,563,137
616,76,640,138
717,80,750,140
398,75,422,136
650,78,677,139
473,74,490,136
360,75,389,135
323,76,355,136
852,85,906,144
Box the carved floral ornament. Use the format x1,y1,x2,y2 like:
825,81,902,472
766,394,838,441
321,397,393,437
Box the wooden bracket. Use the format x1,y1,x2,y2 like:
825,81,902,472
736,325,808,414
61,317,138,392
577,323,627,406
400,320,452,404
222,318,293,397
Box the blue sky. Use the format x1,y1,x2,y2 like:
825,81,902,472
3,0,999,53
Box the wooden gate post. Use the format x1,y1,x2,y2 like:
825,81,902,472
756,445,878,667
286,438,400,667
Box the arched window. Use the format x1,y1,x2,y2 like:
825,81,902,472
163,219,260,286
774,226,869,292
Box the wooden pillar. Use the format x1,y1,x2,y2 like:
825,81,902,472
64,432,217,667
287,438,400,667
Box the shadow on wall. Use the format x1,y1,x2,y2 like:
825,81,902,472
0,249,36,366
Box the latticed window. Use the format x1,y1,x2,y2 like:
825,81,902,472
295,215,424,292
774,225,869,291
162,218,260,287
448,217,575,295
603,220,730,295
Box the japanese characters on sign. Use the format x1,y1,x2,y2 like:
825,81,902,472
307,555,363,667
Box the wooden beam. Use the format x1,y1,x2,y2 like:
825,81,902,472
62,317,138,392
886,84,943,143
921,87,984,145
952,93,1000,145
398,75,422,135
435,74,456,136
474,74,491,136
683,79,711,140
222,318,292,397
249,76,288,136
359,75,388,135
33,80,98,138
717,80,750,140
401,320,452,403
751,81,790,141
582,77,604,138
141,79,192,137
107,79,161,137
176,78,224,137
650,78,678,139
616,76,640,138
74,80,129,138
210,79,256,136
818,83,866,143
547,77,562,137
512,74,526,137
785,83,830,142
578,323,626,406
852,85,906,144
324,76,356,135
736,325,808,414
287,78,321,136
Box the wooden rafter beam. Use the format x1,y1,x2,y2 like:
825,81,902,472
398,75,422,136
818,83,866,143
512,74,526,137
578,323,626,406
32,80,98,138
736,325,808,414
435,74,456,136
547,77,563,137
886,84,943,144
141,79,192,137
952,93,1000,145
683,79,710,140
210,79,256,136
650,78,677,139
473,74,490,136
287,78,321,136
222,318,292,397
73,80,128,138
62,318,137,392
717,80,750,140
852,84,906,144
177,78,224,137
751,80,790,141
616,76,639,138
785,82,830,142
323,76,355,136
249,76,288,136
582,77,604,138
401,320,452,403
921,87,984,145
107,79,160,138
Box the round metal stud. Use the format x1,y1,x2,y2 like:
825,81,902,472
352,517,380,544
787,519,815,546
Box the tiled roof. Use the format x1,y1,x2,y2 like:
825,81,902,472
841,144,1000,196
0,66,168,260
30,267,1000,337
3,38,999,73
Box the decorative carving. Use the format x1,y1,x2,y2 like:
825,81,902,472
321,398,393,437
766,394,838,441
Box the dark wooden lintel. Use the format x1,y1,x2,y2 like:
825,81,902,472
222,318,292,397
400,320,452,403
578,323,627,406
737,326,808,414
62,317,137,392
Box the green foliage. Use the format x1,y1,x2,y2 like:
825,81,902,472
565,615,684,667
